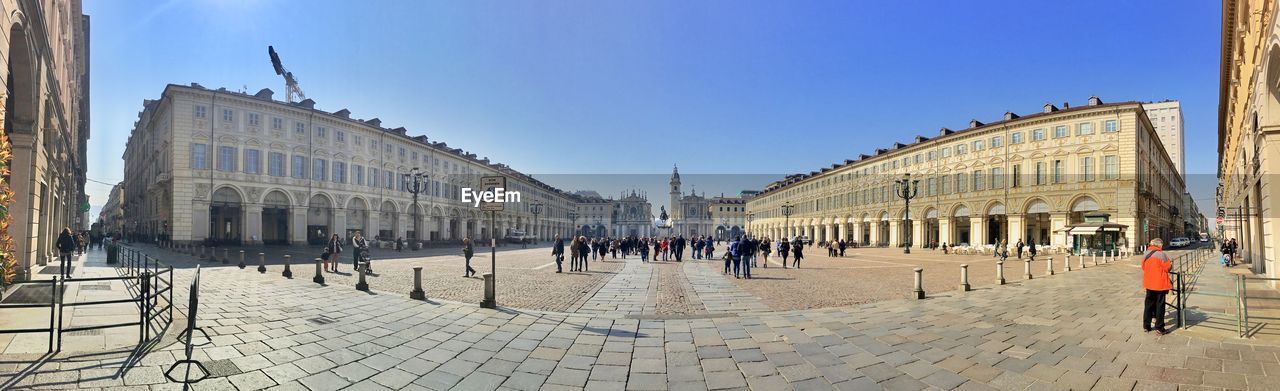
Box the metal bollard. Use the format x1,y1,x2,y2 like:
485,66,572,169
1079,254,1086,269
1024,258,1032,280
1065,255,1072,271
313,259,325,284
912,268,925,299
222,248,229,264
480,273,497,308
257,253,266,273
996,260,1005,285
959,264,970,292
356,266,368,291
199,245,206,259
1046,256,1054,276
238,250,246,269
282,255,293,278
410,267,426,300
1092,253,1097,266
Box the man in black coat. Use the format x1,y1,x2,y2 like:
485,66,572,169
56,228,77,278
674,235,686,262
552,235,565,273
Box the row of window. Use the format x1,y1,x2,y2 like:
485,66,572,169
195,105,476,173
191,143,467,198
762,155,1121,215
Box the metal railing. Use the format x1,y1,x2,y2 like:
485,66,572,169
0,278,58,352
166,265,209,384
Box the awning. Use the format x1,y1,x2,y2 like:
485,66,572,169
1057,222,1129,235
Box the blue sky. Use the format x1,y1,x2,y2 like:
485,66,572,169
84,0,1221,222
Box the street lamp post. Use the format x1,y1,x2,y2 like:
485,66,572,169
782,202,794,240
720,217,729,240
747,212,755,239
895,173,920,254
403,168,429,249
530,202,543,244
568,211,578,238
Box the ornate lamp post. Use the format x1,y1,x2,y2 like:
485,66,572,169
530,202,543,243
568,211,579,238
403,167,429,248
895,173,920,254
782,202,794,240
720,217,729,240
747,212,755,239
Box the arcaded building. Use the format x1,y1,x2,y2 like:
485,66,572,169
122,84,580,247
4,0,91,281
747,97,1187,253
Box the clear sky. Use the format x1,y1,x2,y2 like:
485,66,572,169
84,0,1221,224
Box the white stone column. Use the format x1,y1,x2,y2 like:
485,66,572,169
838,222,848,241
939,218,952,246
911,219,924,248
244,205,263,245
1051,213,1069,248
334,208,348,240
290,206,307,245
971,216,987,246
1007,214,1025,246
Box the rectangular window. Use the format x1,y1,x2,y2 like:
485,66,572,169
272,117,283,130
956,173,967,192
247,113,260,127
956,144,967,155
926,177,936,196
316,127,327,138
354,135,363,146
333,161,346,183
336,130,345,142
1077,122,1094,135
222,109,234,122
1081,156,1095,182
1052,160,1063,183
385,171,394,190
1011,132,1023,144
1011,164,1021,187
973,140,984,151
353,165,364,185
295,122,306,134
991,136,1002,148
194,105,207,119
217,146,237,172
991,167,1003,189
244,149,261,174
927,151,936,161
1035,162,1047,185
1104,155,1118,180
1104,120,1118,133
1053,125,1068,138
368,168,379,188
941,147,951,157
892,160,898,169
972,170,984,191
190,143,208,169
313,159,327,181
914,154,921,165
941,174,951,194
292,155,307,178
268,152,285,176
1032,129,1046,141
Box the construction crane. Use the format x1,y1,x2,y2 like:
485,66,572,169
268,46,306,103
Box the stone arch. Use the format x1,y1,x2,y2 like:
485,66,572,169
6,21,37,134
212,186,244,204
1022,197,1052,214
923,207,939,220
260,188,294,206
984,200,1007,216
950,203,971,218
1069,195,1101,213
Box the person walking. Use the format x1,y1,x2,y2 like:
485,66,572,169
729,236,742,278
674,235,686,262
705,238,714,260
838,239,847,257
791,238,805,269
639,237,650,262
552,235,565,273
463,237,477,277
1015,239,1025,260
56,228,77,278
1141,239,1172,335
741,236,753,279
396,237,404,252
578,236,591,272
1028,241,1037,261
570,236,582,271
324,233,344,272
779,238,790,268
760,237,771,268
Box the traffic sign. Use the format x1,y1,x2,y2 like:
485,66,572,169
1216,216,1224,225
479,176,506,212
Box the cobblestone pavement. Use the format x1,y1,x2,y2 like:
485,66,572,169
7,242,1280,390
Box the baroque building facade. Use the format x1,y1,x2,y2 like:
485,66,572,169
3,0,90,281
747,97,1187,253
122,84,580,247
1218,0,1279,277
667,166,714,238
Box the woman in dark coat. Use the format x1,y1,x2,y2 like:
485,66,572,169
56,228,77,278
324,233,343,272
779,238,790,268
463,237,476,277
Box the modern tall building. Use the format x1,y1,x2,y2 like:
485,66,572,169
1218,0,1279,277
1143,100,1185,179
122,83,581,247
3,1,91,282
747,97,1187,253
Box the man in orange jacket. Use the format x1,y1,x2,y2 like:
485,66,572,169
1142,238,1173,335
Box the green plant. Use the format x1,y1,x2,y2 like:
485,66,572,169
0,107,14,285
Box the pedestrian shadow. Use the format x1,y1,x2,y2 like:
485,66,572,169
741,276,795,281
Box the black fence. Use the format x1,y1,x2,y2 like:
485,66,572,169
0,277,58,352
166,265,209,384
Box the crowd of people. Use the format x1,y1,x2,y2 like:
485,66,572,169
545,233,817,279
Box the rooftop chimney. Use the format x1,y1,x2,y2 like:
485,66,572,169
1062,101,1070,109
969,119,984,128
1043,103,1059,113
1087,96,1103,106
939,127,954,136
254,88,274,99
1004,111,1019,121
